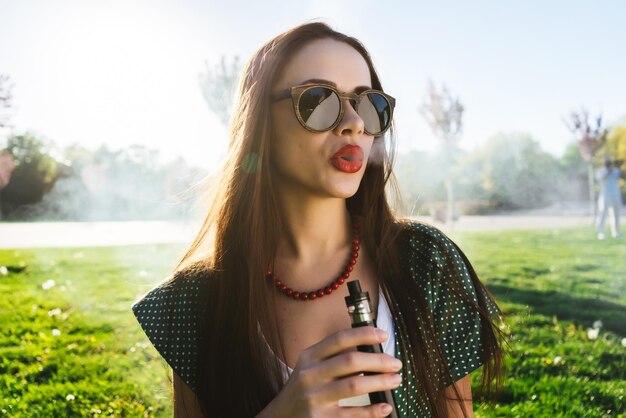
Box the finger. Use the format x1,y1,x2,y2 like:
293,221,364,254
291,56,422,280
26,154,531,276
305,327,387,362
315,372,402,404
332,403,396,418
315,351,402,381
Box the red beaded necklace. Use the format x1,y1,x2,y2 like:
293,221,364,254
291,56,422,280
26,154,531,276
266,216,360,301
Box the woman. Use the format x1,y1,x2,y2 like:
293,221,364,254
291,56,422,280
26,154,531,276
133,22,505,417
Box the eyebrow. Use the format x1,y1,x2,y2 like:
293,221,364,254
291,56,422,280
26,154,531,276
299,78,372,94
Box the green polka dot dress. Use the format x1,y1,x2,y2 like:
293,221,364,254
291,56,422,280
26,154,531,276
132,221,501,417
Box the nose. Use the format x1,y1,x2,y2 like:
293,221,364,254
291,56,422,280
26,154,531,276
334,99,365,137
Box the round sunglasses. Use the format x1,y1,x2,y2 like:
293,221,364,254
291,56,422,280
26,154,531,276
271,83,396,136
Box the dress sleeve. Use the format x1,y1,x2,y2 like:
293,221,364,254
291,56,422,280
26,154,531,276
406,222,501,382
131,272,204,392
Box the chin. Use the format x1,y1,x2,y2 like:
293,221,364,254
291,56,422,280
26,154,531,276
333,171,367,196
329,182,362,199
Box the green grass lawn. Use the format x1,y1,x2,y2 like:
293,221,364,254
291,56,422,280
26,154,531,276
0,227,624,417
451,228,625,418
0,244,186,417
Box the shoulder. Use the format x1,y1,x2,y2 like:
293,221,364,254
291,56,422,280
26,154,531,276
396,219,498,313
132,262,209,317
399,219,451,242
396,222,501,381
131,261,212,393
396,219,459,269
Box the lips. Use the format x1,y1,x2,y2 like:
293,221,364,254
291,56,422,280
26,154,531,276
330,144,364,173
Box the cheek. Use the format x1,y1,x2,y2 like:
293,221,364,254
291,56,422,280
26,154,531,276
271,106,323,166
271,101,302,135
270,105,304,153
271,131,317,170
270,126,308,175
270,108,291,161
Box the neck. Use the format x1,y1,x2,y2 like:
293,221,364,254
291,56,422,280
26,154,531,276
275,194,352,264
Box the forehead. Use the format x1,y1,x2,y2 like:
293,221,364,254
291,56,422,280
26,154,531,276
275,38,372,92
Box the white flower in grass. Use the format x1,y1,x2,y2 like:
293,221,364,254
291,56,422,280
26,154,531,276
592,320,603,329
553,356,562,365
73,252,84,259
48,308,62,317
0,266,8,276
138,270,149,278
51,329,61,336
587,328,599,340
66,394,75,401
42,279,56,290
622,338,626,348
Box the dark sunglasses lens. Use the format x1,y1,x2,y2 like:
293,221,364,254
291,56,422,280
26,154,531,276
358,93,391,135
298,87,340,131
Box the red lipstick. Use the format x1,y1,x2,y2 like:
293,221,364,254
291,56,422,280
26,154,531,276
330,144,364,173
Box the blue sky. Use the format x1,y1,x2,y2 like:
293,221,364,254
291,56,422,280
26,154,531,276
1,0,624,170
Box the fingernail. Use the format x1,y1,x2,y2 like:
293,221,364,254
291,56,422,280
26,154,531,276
381,404,393,414
376,329,389,340
392,359,403,369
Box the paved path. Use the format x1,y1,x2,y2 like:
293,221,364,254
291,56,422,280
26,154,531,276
0,221,198,248
418,215,596,232
0,214,622,248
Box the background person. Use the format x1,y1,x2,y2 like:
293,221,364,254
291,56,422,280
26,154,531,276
596,158,623,239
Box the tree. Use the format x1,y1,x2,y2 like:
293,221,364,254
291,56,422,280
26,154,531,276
60,143,205,221
0,133,59,218
0,150,15,220
419,80,464,223
198,56,241,127
563,108,607,221
454,133,565,209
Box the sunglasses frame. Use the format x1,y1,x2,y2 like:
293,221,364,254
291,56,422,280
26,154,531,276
271,83,396,136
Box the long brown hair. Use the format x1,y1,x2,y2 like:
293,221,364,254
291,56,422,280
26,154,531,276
172,22,504,417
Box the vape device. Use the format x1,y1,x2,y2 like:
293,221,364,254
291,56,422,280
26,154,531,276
344,280,399,418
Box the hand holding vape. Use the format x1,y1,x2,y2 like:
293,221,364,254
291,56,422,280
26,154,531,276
344,280,399,418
